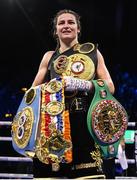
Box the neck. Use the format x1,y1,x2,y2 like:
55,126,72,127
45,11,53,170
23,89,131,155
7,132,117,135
59,39,79,53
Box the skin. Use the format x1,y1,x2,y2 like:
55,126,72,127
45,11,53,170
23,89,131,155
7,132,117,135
32,13,115,94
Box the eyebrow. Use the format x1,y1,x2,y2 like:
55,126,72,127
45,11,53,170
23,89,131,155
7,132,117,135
58,19,75,23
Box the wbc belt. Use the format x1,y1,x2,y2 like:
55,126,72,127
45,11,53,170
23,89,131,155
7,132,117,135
87,79,128,158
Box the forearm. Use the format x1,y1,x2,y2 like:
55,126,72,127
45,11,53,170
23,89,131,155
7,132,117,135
64,76,93,92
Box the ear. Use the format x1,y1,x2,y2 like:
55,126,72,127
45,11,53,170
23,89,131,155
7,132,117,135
54,30,58,37
77,29,80,34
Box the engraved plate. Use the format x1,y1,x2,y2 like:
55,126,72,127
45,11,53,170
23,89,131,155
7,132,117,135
92,100,128,144
46,101,64,116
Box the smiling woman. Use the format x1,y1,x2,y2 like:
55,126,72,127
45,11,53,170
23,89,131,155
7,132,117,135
30,9,116,179
11,9,117,179
54,11,80,50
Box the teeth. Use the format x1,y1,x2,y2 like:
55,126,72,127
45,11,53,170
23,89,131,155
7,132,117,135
62,30,71,33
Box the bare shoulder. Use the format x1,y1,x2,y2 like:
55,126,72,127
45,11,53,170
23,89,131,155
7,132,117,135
97,49,104,62
40,50,55,67
43,51,55,58
42,50,55,62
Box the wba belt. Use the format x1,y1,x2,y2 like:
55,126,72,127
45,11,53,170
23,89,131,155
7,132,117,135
87,79,128,158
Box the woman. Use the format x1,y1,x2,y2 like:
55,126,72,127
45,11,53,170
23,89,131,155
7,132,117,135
32,9,115,178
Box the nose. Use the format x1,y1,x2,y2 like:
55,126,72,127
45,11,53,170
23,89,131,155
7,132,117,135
63,22,70,28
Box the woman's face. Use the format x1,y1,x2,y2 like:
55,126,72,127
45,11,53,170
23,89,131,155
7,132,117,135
56,13,80,42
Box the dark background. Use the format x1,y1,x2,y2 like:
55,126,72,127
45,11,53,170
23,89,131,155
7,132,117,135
0,0,137,120
0,0,137,177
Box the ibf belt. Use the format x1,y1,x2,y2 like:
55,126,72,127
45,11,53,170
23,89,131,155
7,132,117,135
35,77,72,171
87,79,128,158
11,85,41,157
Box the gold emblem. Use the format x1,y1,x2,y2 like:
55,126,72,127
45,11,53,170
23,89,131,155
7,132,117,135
11,107,34,149
65,53,95,80
44,79,62,93
74,43,95,54
92,100,128,144
35,129,71,165
25,88,36,105
54,55,68,74
45,101,64,116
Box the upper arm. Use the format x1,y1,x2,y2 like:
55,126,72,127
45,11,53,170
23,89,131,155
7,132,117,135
96,49,115,94
32,51,54,87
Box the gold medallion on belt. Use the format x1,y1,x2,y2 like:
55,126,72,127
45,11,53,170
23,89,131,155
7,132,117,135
54,55,68,74
65,53,95,80
41,101,64,116
35,129,72,166
54,54,95,80
11,107,34,149
42,79,62,94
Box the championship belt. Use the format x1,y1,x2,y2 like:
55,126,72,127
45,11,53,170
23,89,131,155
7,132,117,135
35,78,72,171
54,43,96,80
66,53,95,80
11,78,72,171
11,85,41,157
87,79,128,158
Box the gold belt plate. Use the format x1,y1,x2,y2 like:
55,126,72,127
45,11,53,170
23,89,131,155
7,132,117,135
54,55,68,74
43,79,62,93
65,53,95,80
45,101,64,116
11,107,34,149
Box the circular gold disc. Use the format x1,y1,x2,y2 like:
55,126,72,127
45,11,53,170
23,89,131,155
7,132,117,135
45,80,62,94
65,53,95,80
12,107,34,148
46,101,64,116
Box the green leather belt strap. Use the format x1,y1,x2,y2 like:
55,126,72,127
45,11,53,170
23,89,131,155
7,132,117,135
87,79,128,158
